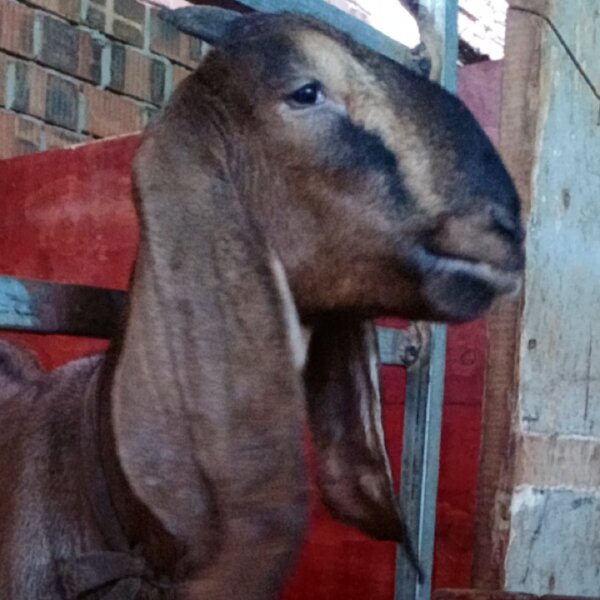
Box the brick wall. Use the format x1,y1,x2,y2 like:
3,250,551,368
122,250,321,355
0,0,204,159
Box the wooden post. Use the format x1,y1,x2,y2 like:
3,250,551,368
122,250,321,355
473,1,600,594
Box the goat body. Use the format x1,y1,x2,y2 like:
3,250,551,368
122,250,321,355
0,7,524,599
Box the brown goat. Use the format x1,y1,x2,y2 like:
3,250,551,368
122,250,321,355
0,7,524,599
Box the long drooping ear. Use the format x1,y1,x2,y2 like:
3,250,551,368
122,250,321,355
109,110,308,595
159,6,241,45
304,317,423,579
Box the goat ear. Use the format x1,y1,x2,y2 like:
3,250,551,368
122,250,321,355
304,317,423,579
110,124,308,594
158,6,241,45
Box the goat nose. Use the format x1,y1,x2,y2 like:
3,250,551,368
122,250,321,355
491,203,524,244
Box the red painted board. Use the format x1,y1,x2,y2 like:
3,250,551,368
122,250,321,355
0,135,139,367
0,135,486,597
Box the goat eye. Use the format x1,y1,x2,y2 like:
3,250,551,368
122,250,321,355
287,82,324,107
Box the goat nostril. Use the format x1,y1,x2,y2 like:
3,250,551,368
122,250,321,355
491,205,524,243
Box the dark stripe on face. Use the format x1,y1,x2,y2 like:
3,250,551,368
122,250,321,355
324,116,412,210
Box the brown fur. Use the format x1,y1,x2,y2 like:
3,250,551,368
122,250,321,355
0,8,524,599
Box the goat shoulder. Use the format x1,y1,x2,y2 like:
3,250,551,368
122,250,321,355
0,342,107,598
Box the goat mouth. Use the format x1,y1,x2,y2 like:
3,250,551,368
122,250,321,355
407,246,522,294
403,246,522,321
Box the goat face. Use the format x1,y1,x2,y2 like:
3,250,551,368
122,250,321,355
163,9,524,322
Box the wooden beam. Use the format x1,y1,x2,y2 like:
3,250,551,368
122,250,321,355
0,275,419,366
474,1,600,593
471,2,544,587
433,590,595,600
0,276,126,339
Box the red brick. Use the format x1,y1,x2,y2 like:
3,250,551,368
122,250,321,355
112,17,143,47
109,44,166,104
84,0,145,47
82,85,143,138
44,124,89,150
114,0,144,23
0,52,8,107
44,72,79,129
0,0,35,57
172,63,192,90
9,60,80,131
84,2,105,29
26,0,80,22
37,14,104,84
149,8,202,68
78,27,104,83
142,104,158,126
0,109,43,159
10,60,48,120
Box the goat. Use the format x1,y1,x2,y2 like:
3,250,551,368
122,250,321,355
0,6,524,599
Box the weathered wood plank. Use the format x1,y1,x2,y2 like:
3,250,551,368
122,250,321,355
513,434,600,490
471,2,545,587
471,297,522,589
506,488,600,595
517,2,600,439
0,276,126,338
475,0,600,595
434,589,598,600
0,275,417,366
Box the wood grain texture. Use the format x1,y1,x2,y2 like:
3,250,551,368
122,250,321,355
475,0,600,594
471,4,545,589
517,0,600,439
513,435,600,490
434,589,599,600
506,3,600,592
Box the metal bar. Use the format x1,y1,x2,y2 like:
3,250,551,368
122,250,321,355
395,1,458,600
0,276,126,339
0,275,419,366
233,0,414,67
395,323,448,600
377,323,422,367
426,0,458,91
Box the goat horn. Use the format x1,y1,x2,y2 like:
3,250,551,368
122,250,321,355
158,6,241,46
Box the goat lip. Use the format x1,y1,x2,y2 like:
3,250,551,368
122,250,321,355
406,246,522,294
